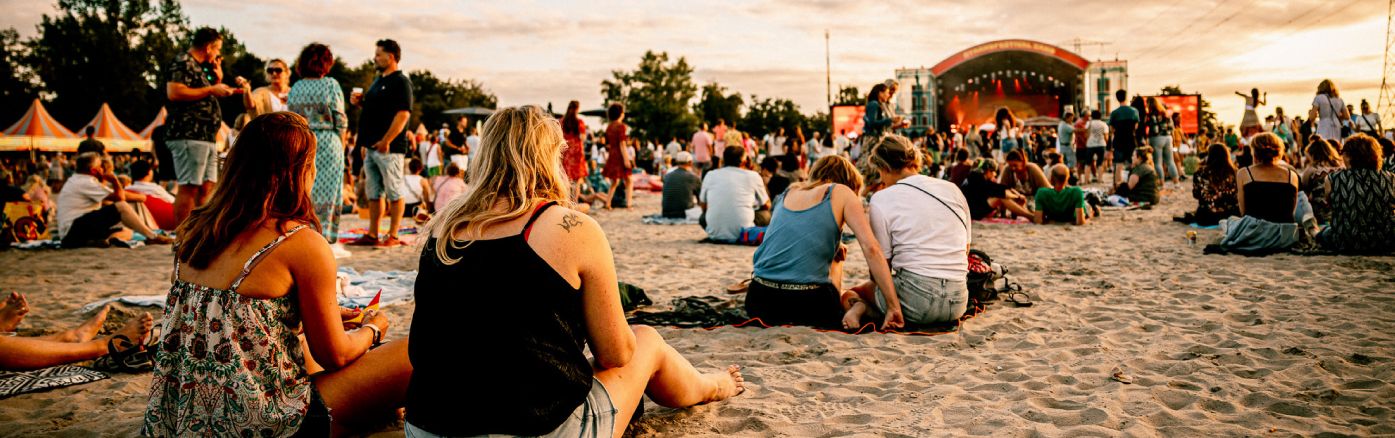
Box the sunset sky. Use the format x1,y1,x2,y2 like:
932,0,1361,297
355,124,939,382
3,0,1387,128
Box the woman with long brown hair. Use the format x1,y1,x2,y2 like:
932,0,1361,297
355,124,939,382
1175,144,1239,226
601,102,633,208
144,112,411,437
560,100,599,206
407,106,743,437
1300,139,1343,223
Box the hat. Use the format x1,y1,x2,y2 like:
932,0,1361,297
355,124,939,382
673,151,693,164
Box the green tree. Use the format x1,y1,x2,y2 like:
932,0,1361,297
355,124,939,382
0,28,36,125
23,0,189,128
408,70,497,132
1160,85,1218,135
806,111,830,138
692,82,743,127
739,96,805,140
601,50,698,141
834,85,861,106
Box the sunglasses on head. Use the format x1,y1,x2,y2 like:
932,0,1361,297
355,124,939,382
266,67,284,74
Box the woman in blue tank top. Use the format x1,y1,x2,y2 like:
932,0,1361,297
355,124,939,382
746,155,903,330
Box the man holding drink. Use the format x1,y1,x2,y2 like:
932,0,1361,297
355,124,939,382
164,27,237,225
349,38,414,247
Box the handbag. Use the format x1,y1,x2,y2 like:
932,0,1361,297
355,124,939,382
1322,96,1352,137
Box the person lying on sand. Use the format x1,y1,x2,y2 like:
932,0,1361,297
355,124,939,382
143,112,411,437
408,106,743,438
746,155,903,330
843,135,972,328
0,294,153,372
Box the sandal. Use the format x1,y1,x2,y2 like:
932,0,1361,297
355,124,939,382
726,279,751,294
1006,289,1033,307
92,334,153,373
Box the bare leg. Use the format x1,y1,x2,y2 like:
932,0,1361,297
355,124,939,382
114,202,170,243
0,312,150,371
990,197,1034,219
840,281,881,330
624,177,634,208
0,292,30,332
172,184,202,225
595,326,743,438
198,181,215,205
367,197,383,239
313,339,412,437
604,178,621,209
385,199,405,239
35,304,109,343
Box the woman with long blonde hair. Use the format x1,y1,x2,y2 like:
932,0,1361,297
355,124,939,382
746,155,902,330
408,106,743,438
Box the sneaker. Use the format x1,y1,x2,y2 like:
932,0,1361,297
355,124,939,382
347,235,380,246
330,243,352,259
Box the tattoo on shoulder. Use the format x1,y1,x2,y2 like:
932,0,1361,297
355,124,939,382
559,213,583,232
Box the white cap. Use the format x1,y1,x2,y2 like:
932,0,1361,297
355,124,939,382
673,151,693,163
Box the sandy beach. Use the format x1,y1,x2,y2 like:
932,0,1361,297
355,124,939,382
2,184,1392,437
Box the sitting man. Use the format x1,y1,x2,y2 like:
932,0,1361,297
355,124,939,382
960,159,1034,220
661,151,702,219
999,149,1050,199
56,152,173,247
700,146,770,242
123,160,178,230
1033,164,1090,225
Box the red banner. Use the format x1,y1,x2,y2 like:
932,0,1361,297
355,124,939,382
1150,95,1202,135
831,105,866,138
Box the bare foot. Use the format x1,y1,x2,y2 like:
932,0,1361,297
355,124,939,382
0,292,30,332
110,312,155,347
146,234,174,245
70,305,111,343
841,299,867,331
702,365,745,404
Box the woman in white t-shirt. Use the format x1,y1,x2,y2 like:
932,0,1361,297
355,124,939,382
1311,79,1350,141
842,135,972,327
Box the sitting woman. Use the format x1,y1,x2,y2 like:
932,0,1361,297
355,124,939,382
1115,147,1159,205
1300,139,1343,224
144,113,412,437
1318,134,1395,254
407,106,743,437
1213,133,1314,254
0,294,153,371
959,159,1034,220
745,155,901,330
432,162,467,213
1175,144,1239,226
844,135,972,327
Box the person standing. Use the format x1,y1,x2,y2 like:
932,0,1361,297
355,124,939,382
713,118,729,154
1144,97,1180,187
443,116,469,173
165,27,235,225
1083,110,1108,184
833,129,850,158
1107,90,1141,188
237,58,291,120
1311,79,1349,141
1354,99,1383,137
691,122,714,172
561,101,594,204
288,43,348,252
77,126,106,156
602,103,633,208
1236,88,1267,138
1056,112,1076,169
349,39,413,247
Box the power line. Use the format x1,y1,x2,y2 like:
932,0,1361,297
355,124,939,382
1130,0,1233,59
1157,0,1367,77
1147,0,1265,60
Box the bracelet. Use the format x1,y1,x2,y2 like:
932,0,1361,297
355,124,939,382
361,323,382,348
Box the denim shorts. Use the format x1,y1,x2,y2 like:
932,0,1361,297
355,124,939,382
364,150,405,201
167,139,218,185
873,269,969,325
404,377,617,438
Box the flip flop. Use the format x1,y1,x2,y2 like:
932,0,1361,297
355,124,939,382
726,279,751,294
92,334,151,373
1006,290,1033,307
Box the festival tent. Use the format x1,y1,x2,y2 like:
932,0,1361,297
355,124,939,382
0,99,79,152
81,103,152,152
138,107,167,139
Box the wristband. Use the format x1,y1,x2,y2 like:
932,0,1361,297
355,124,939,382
361,323,382,348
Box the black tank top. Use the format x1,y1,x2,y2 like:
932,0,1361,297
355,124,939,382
405,202,592,436
1242,167,1299,224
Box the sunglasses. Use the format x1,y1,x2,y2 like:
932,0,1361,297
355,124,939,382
266,67,285,74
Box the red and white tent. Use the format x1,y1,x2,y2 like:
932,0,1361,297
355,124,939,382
82,103,151,152
138,107,166,139
0,99,79,151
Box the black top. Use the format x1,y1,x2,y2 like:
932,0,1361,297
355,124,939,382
1242,167,1298,224
0,185,26,203
445,130,466,159
766,174,791,200
358,71,414,154
77,139,106,155
406,202,592,436
164,52,222,142
662,168,702,218
960,175,1009,220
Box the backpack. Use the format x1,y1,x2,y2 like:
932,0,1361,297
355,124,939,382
967,249,1006,302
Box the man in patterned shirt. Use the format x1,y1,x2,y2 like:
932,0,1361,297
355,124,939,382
164,27,235,225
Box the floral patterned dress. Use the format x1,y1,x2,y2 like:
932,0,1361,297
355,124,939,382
288,77,348,243
143,225,314,437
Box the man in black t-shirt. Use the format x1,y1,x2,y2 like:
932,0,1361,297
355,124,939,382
1107,89,1141,188
350,38,414,247
443,116,469,174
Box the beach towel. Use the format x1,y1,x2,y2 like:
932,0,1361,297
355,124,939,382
2,201,49,244
336,227,418,244
0,365,109,399
336,267,416,309
13,238,144,250
78,295,167,314
627,295,986,336
641,214,699,226
1188,223,1220,230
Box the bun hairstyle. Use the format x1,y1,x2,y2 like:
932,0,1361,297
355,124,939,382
1249,132,1285,164
867,134,921,172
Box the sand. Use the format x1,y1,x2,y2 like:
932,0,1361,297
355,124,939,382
2,184,1392,437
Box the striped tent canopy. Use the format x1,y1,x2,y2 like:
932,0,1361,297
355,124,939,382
0,99,79,151
138,107,167,139
81,103,152,152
